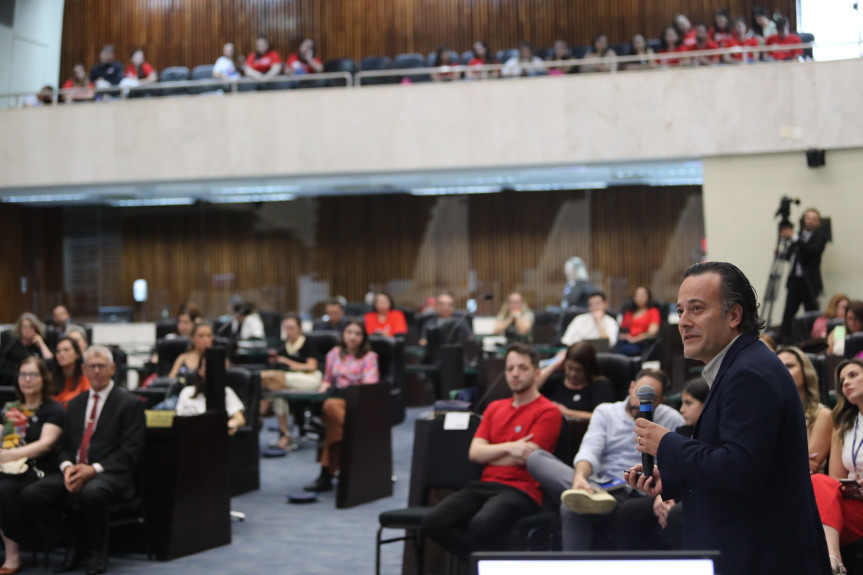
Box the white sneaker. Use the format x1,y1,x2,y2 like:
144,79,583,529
561,488,617,515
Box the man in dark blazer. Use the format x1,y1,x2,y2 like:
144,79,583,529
627,262,830,574
22,345,146,575
780,208,828,342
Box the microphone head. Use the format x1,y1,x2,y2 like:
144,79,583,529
636,385,656,404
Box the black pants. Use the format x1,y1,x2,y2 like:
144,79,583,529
0,470,39,543
781,275,820,340
21,471,127,553
614,495,683,550
422,480,538,560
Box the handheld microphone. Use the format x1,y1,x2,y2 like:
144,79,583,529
636,384,656,478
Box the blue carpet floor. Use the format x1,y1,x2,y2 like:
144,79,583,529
23,407,428,575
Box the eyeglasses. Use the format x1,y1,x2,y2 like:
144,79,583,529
18,372,40,380
85,363,109,371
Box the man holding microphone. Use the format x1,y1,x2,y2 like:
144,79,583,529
626,262,830,574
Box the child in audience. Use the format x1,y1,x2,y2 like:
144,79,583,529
580,34,618,73
710,9,733,43
777,346,831,473
811,359,863,575
657,26,688,66
688,23,720,65
765,16,804,61
624,34,656,70
721,17,761,63
305,321,378,492
122,49,158,88
61,64,95,103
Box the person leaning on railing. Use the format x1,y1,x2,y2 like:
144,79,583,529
688,23,720,66
546,40,574,75
466,40,498,80
431,45,461,81
623,34,657,71
657,26,690,67
580,34,618,73
720,17,761,64
61,64,95,103
765,16,804,61
244,36,283,80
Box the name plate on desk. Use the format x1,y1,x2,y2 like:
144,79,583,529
146,410,176,428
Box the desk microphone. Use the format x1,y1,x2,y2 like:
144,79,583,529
636,385,656,478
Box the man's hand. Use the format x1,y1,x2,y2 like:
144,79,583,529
625,464,663,497
653,494,675,528
64,464,97,493
634,418,670,457
570,473,594,494
507,434,538,462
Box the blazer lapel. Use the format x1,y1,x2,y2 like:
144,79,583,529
692,333,757,438
90,387,118,441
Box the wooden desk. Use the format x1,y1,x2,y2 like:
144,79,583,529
145,412,231,560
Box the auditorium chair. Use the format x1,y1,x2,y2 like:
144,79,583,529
596,352,641,400
188,64,223,94
257,309,282,340
534,47,552,60
344,301,371,317
156,337,190,376
806,353,830,404
159,66,191,96
305,330,340,359
532,310,560,345
793,310,823,344
323,58,356,87
460,50,474,64
226,368,262,496
426,50,460,67
495,49,519,64
611,42,631,58
827,317,846,335
393,53,430,82
572,45,591,60
845,333,863,359
369,335,406,425
359,56,393,86
798,32,815,59
375,413,483,575
399,308,419,345
155,318,177,340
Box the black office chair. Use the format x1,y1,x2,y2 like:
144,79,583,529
258,310,282,340
793,310,824,343
375,413,483,575
845,333,863,359
159,66,190,96
323,58,356,86
827,317,846,334
188,64,223,94
305,331,340,360
155,318,177,340
369,336,406,425
359,56,393,85
798,32,815,59
596,352,640,401
156,337,190,376
226,368,261,496
533,310,560,345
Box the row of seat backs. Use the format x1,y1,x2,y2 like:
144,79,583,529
155,310,282,341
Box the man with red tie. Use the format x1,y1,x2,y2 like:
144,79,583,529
22,346,145,575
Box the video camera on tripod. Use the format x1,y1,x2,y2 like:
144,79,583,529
775,195,801,231
763,196,801,325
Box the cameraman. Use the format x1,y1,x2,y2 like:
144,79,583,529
780,208,827,342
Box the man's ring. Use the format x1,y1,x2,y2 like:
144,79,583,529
637,436,641,445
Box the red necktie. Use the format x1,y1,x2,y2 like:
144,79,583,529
77,394,99,464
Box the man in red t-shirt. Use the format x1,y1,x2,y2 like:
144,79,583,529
245,36,283,78
766,16,804,61
689,23,720,65
423,343,562,560
721,17,761,63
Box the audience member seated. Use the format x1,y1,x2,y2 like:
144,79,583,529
811,359,863,575
314,299,349,333
613,286,661,356
688,22,720,65
760,332,778,352
364,293,407,337
304,321,379,492
501,41,544,77
673,14,697,47
777,346,831,473
22,346,145,575
493,292,535,344
580,34,618,73
623,34,656,70
51,305,83,340
466,40,497,80
814,295,851,340
89,45,124,88
0,357,65,575
710,9,733,43
121,49,158,89
231,302,265,340
657,26,689,67
67,326,88,354
536,341,615,420
526,369,684,550
828,300,863,356
260,314,321,449
431,45,460,81
175,361,246,435
51,337,91,410
546,40,574,75
561,257,594,309
0,313,53,387
561,290,619,347
286,38,323,75
765,16,804,61
418,293,472,346
244,36,283,80
721,17,761,63
61,65,95,103
752,5,777,40
168,321,215,379
617,377,707,551
213,42,242,80
423,344,562,560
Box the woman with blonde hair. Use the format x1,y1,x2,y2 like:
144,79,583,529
813,294,850,339
777,346,832,473
493,292,534,343
0,313,53,386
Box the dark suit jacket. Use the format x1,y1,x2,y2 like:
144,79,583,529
657,334,830,575
61,385,146,500
786,228,827,294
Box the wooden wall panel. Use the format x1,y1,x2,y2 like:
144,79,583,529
59,0,796,82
